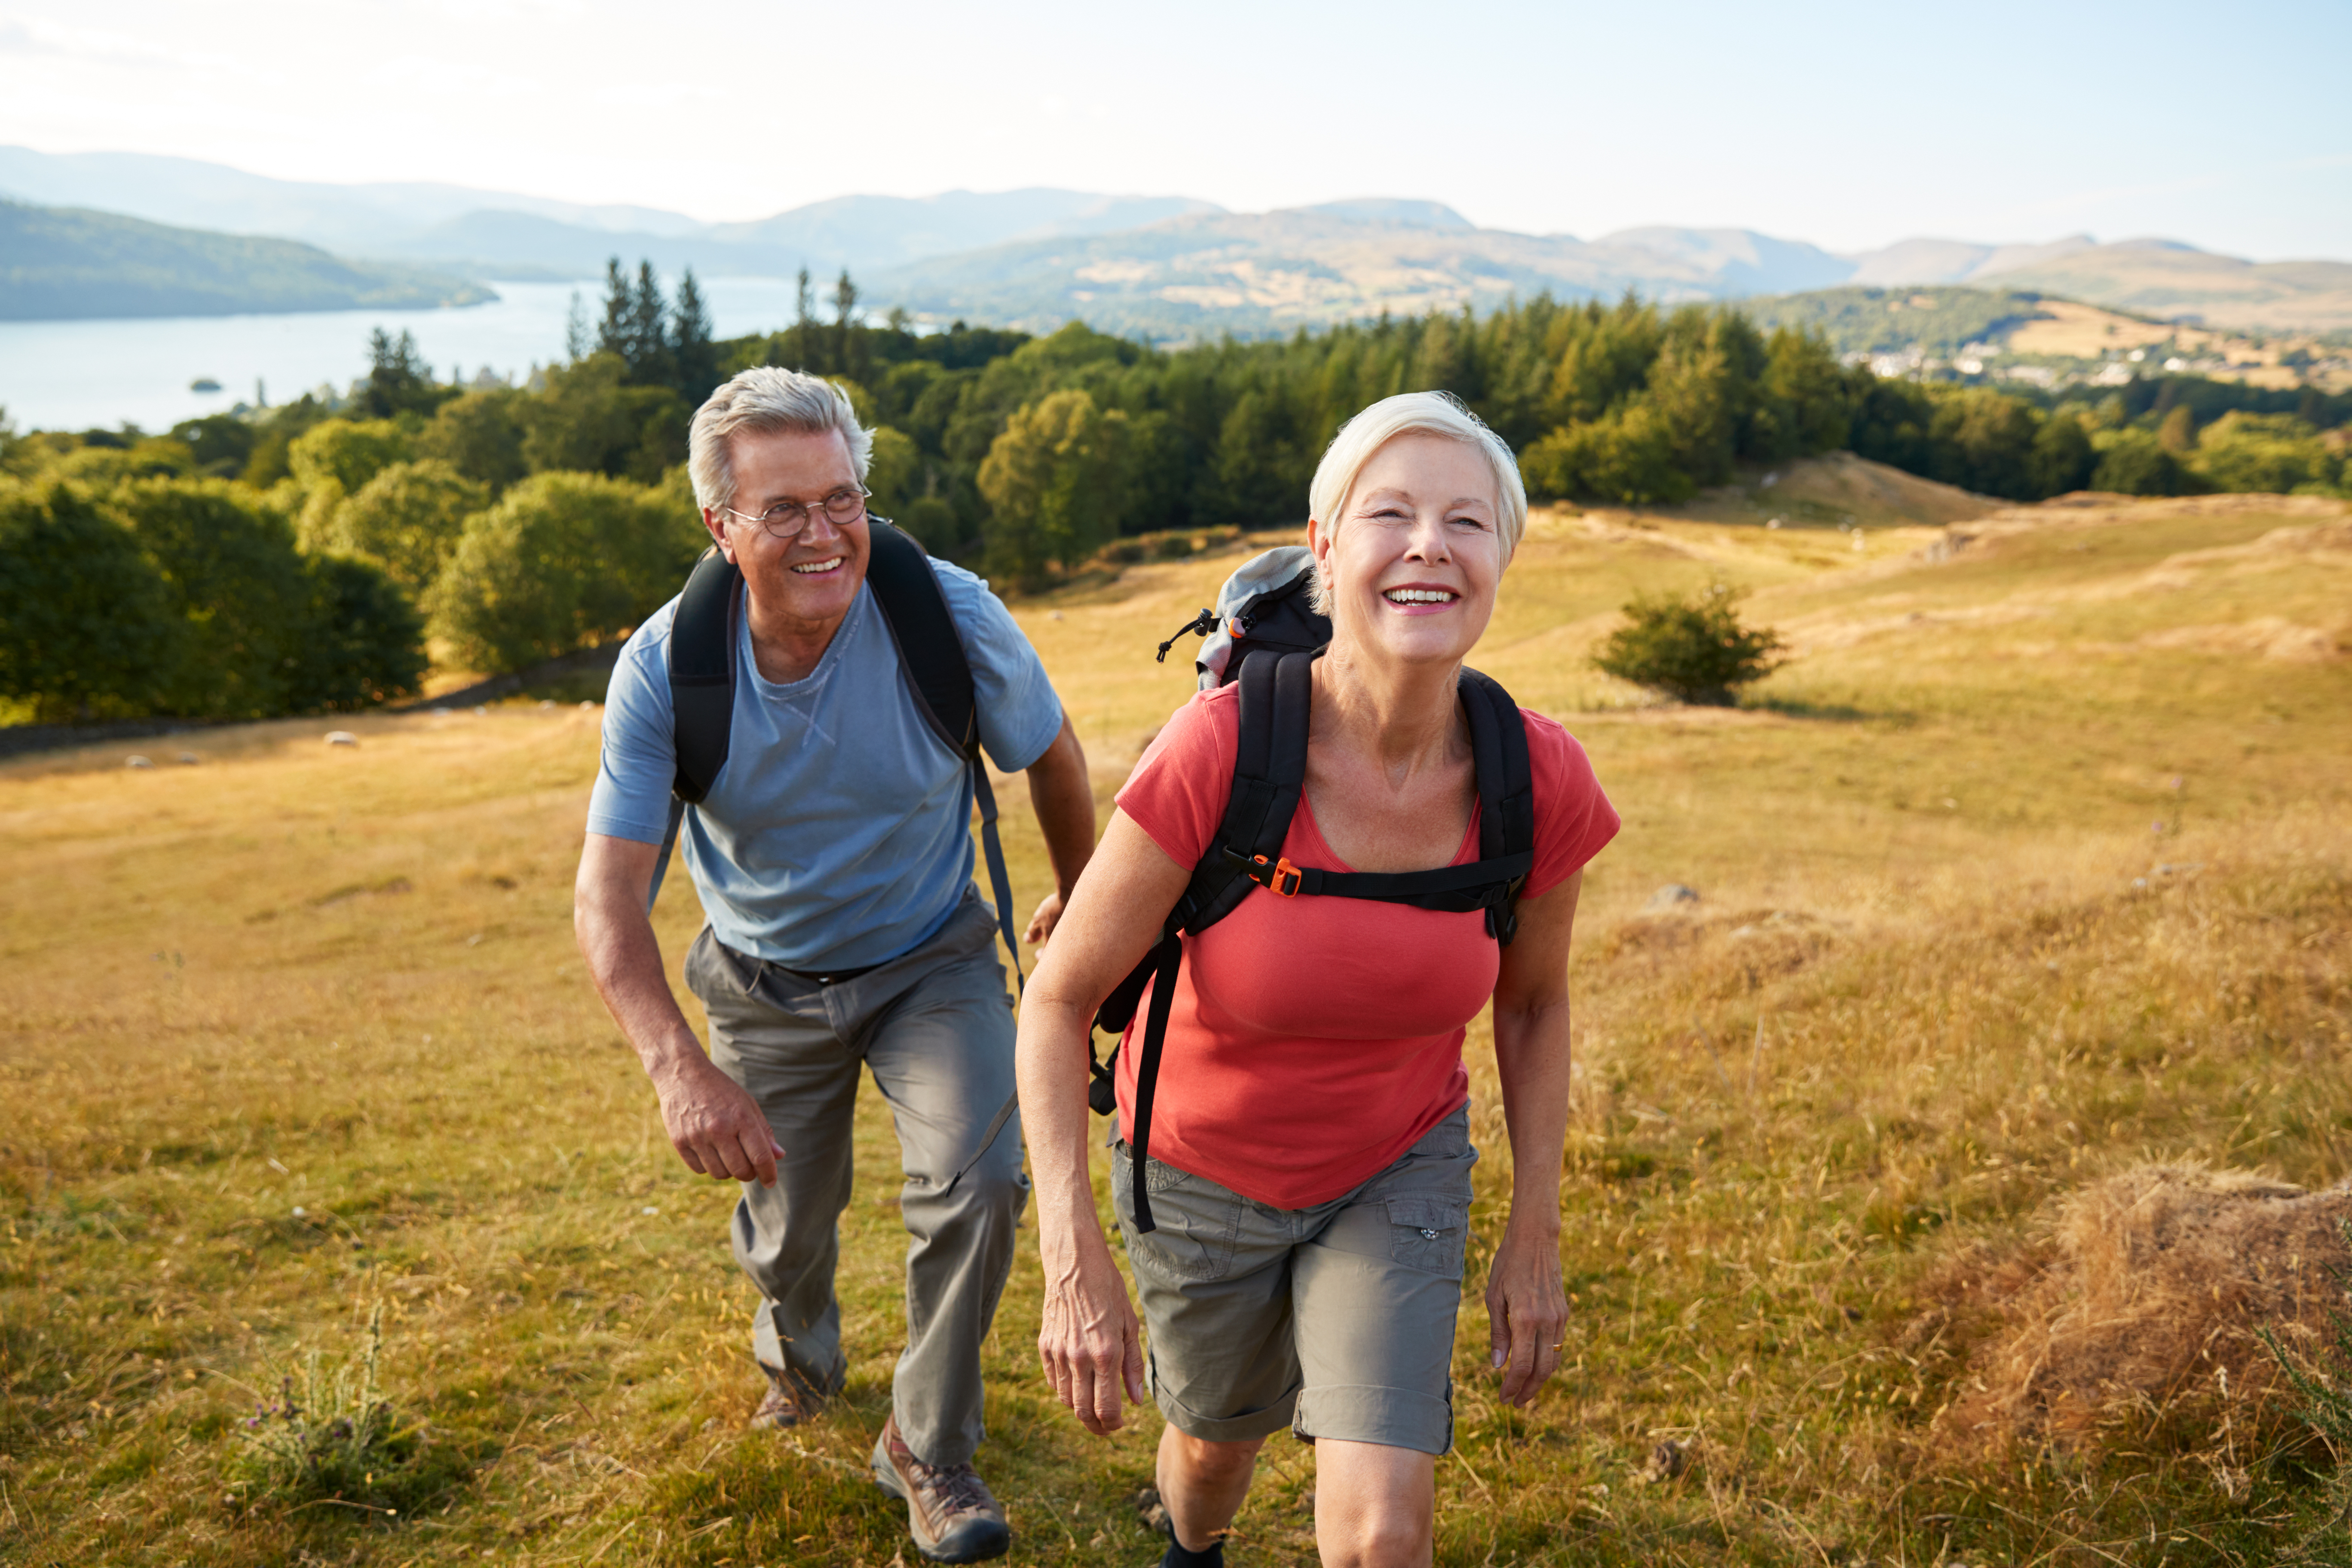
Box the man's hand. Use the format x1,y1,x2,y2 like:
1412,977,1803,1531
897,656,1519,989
1024,891,1066,944
654,1052,785,1186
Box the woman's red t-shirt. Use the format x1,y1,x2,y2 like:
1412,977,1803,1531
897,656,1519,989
1112,682,1620,1209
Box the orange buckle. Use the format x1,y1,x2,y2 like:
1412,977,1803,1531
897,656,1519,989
1251,854,1304,897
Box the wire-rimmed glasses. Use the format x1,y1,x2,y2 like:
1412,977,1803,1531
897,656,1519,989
721,485,870,542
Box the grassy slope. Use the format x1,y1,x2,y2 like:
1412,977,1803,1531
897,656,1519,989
0,200,493,321
2,498,2349,1566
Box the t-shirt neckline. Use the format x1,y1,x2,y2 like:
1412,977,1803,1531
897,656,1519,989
1292,786,1481,875
739,580,867,700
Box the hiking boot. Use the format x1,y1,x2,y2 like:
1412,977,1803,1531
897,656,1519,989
747,1362,826,1430
870,1413,1011,1563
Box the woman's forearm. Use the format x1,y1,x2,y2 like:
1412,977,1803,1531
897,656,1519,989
1491,997,1574,1232
1015,992,1114,1262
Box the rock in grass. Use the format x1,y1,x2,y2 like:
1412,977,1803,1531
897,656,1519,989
1644,883,1700,912
126,755,153,769
177,752,199,765
325,732,358,747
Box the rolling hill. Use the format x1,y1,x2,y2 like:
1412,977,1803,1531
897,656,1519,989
0,200,494,321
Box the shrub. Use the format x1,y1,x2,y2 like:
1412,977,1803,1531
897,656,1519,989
1520,398,1690,505
2092,429,2196,496
319,459,489,594
229,1304,463,1519
118,479,315,718
428,471,701,673
2195,411,2344,496
291,554,428,710
1592,582,1785,704
0,482,185,720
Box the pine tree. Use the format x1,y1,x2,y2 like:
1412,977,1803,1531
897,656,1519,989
794,267,817,370
628,262,673,386
597,258,631,359
672,268,719,404
833,269,860,379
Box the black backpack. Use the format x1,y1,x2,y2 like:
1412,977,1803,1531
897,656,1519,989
1101,547,1536,1232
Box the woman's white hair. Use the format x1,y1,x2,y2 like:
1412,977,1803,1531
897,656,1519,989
687,367,873,514
1306,391,1527,615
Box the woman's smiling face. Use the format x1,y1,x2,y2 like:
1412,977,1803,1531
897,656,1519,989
1310,431,1504,670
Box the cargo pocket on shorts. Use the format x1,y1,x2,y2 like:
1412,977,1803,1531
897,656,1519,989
1385,1197,1468,1279
1112,1139,1241,1282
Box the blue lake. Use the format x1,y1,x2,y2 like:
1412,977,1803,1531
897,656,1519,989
0,278,815,435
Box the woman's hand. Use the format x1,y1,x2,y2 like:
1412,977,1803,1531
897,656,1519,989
1038,1231,1148,1434
1484,1216,1568,1406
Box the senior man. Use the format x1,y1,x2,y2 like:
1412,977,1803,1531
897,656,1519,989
575,367,1095,1564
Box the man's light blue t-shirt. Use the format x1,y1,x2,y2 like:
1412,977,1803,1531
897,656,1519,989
586,556,1063,971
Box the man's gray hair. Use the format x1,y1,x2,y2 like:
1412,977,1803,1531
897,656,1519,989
687,367,873,514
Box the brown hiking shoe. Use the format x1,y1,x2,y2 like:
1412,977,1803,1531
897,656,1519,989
870,1413,1011,1563
747,1362,826,1430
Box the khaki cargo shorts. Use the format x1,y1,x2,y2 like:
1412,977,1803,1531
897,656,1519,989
1112,1105,1476,1456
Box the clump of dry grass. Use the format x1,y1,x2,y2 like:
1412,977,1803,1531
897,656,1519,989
1913,1164,2352,1465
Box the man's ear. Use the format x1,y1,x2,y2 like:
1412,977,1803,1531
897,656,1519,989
701,508,735,564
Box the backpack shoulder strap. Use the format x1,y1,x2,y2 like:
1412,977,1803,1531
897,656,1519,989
862,518,976,757
670,545,740,804
648,546,740,912
859,519,1026,1003
1179,647,1314,932
1458,667,1535,943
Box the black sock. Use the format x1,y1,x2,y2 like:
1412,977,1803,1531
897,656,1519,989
1161,1526,1225,1568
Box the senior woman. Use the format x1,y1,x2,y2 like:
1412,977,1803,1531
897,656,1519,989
1014,391,1617,1568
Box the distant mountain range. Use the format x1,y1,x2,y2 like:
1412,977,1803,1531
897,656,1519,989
0,200,490,321
3,145,2348,333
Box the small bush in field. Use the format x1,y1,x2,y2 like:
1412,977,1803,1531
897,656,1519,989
1592,582,1784,704
228,1305,458,1519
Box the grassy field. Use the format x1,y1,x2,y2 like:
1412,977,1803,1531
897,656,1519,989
3,487,2349,1567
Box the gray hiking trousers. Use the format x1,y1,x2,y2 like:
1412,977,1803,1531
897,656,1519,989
683,890,1029,1467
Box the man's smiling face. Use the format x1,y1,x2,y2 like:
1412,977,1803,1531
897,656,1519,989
704,426,870,633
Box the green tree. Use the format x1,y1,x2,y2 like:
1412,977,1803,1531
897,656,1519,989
169,413,257,478
2028,411,2097,498
977,389,1133,589
864,426,922,518
289,554,427,710
2193,412,2341,495
672,268,719,403
1925,388,2040,499
515,355,689,484
116,478,314,717
1592,583,1784,705
2090,429,2194,496
1520,398,1687,505
0,483,185,720
320,459,490,594
359,328,442,419
428,472,701,672
289,419,414,496
416,388,527,492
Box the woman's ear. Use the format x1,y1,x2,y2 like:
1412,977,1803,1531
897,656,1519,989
1306,516,1330,567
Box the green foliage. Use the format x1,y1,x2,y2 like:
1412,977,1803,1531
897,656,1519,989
1592,582,1785,705
1522,399,1688,504
977,389,1133,589
118,479,315,717
228,1305,459,1519
288,418,413,498
357,328,447,420
0,482,185,720
863,426,922,517
2195,411,2346,496
319,459,489,593
2091,428,2196,496
288,553,428,710
415,387,528,492
2028,410,2098,497
517,354,688,484
428,471,701,673
1746,285,2049,358
168,413,257,478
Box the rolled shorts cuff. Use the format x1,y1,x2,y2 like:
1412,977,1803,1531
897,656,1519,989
1152,1355,1300,1443
1293,1382,1454,1456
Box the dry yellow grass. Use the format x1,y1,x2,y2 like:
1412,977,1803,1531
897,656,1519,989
3,493,2349,1565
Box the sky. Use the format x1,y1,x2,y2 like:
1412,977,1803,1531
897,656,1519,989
3,0,2348,259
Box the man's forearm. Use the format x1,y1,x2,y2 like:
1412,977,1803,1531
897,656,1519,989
1028,718,1097,897
576,888,705,1081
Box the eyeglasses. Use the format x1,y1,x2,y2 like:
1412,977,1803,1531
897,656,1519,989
722,486,870,541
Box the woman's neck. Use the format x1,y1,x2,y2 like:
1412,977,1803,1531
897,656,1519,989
1311,637,1464,784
